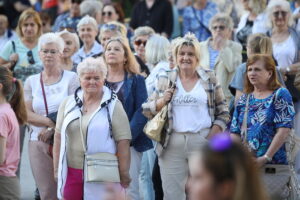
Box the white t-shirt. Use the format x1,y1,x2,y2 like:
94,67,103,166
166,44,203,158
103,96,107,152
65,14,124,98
24,70,80,140
273,35,296,68
172,77,211,133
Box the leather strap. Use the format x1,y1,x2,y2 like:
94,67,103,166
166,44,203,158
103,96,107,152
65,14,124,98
40,73,49,116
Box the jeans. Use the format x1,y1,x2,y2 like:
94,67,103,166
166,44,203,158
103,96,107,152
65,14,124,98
140,148,156,200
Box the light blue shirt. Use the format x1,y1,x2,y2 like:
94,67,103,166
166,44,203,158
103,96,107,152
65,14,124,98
72,41,103,66
208,45,219,70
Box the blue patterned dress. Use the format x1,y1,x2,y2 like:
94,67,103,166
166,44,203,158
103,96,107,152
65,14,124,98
230,87,295,164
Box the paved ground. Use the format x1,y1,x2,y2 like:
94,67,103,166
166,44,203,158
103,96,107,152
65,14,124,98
20,133,35,200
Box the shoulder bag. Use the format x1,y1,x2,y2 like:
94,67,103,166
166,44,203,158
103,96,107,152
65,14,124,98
191,7,211,35
80,93,120,183
241,94,289,199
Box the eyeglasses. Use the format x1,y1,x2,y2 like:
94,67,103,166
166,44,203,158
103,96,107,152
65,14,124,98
41,49,59,55
27,50,35,65
212,25,226,31
273,11,288,18
101,24,119,31
102,11,112,17
134,40,147,46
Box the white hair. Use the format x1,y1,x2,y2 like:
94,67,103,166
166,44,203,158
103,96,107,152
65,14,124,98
77,57,107,78
38,32,65,53
131,26,155,45
80,0,103,18
266,0,294,28
57,29,80,52
145,34,170,66
77,15,98,31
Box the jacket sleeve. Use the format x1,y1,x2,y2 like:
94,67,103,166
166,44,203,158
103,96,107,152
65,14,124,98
130,75,148,142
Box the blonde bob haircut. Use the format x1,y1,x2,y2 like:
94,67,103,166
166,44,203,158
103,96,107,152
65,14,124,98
104,37,140,74
173,33,201,68
266,0,294,28
247,33,273,55
16,9,42,38
248,0,267,15
98,21,127,41
77,57,108,79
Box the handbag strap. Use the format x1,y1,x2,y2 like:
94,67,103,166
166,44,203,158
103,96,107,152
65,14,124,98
40,73,49,116
241,94,250,142
192,7,211,35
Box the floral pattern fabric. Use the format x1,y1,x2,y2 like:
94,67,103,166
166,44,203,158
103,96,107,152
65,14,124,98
230,88,295,164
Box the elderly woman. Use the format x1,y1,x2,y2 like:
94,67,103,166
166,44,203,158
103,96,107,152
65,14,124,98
24,33,79,200
72,15,103,66
199,13,242,105
235,0,268,61
98,21,127,47
142,33,230,199
230,54,295,199
58,29,80,72
53,57,131,200
132,26,155,77
0,9,43,83
104,37,152,200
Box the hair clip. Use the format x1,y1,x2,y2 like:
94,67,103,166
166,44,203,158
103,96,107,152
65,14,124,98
209,132,232,152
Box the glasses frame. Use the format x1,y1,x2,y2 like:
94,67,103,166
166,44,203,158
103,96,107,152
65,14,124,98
134,40,147,47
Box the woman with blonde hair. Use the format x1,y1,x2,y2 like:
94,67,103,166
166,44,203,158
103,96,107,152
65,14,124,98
235,0,268,61
98,21,126,47
142,33,230,199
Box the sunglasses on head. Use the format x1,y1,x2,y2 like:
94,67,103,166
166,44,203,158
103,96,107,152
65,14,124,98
273,11,288,18
212,25,226,31
27,50,35,65
134,40,147,46
101,24,120,32
102,11,112,17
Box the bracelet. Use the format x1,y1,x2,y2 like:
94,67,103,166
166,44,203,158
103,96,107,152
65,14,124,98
263,154,272,162
47,127,54,132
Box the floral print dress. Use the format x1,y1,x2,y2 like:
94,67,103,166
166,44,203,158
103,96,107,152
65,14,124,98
230,87,295,164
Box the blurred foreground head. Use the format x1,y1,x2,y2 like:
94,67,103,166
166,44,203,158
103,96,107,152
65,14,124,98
188,133,268,200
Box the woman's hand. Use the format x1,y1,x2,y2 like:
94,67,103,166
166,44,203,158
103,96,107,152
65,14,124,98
162,87,175,103
120,171,131,189
38,128,54,143
255,156,268,168
9,53,18,69
212,36,226,50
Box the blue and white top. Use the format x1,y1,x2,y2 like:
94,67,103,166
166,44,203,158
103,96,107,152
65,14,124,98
230,88,295,164
182,2,218,42
72,41,103,66
208,45,219,70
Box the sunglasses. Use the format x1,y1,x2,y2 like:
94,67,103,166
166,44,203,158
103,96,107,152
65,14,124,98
101,24,119,31
212,25,226,31
27,50,35,65
134,40,147,46
102,11,112,17
273,11,288,18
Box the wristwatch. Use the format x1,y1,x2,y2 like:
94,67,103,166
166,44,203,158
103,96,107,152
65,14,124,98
264,154,272,162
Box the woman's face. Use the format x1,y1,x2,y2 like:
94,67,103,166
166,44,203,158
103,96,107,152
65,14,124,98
102,5,119,23
39,43,61,67
247,59,272,87
133,35,149,60
78,24,98,45
80,71,104,94
177,45,198,71
211,22,231,40
21,17,39,39
61,34,77,58
272,6,289,28
188,155,216,200
105,40,126,66
100,31,114,47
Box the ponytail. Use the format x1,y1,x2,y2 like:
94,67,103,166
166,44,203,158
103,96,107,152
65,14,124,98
0,66,27,125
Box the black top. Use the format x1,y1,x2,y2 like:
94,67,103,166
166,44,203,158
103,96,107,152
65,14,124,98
130,0,173,37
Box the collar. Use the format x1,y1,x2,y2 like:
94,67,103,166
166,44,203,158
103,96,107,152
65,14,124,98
174,67,211,82
78,41,103,57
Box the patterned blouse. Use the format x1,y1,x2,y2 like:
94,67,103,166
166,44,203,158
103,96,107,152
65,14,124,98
230,87,295,164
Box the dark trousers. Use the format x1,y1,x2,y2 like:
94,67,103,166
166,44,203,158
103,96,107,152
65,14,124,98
152,156,163,200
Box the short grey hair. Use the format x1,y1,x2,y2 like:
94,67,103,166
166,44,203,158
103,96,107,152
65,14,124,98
266,0,294,28
38,32,64,53
209,13,234,31
145,34,170,66
80,0,103,19
77,57,107,79
131,26,155,44
57,29,80,52
77,15,98,31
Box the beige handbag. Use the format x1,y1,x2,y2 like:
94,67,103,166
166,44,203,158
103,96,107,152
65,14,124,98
294,72,300,91
80,106,120,183
143,105,168,143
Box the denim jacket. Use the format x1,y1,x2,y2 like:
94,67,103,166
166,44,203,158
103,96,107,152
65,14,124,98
121,73,153,152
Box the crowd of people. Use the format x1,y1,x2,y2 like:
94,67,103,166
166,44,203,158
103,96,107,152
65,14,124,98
0,0,300,200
